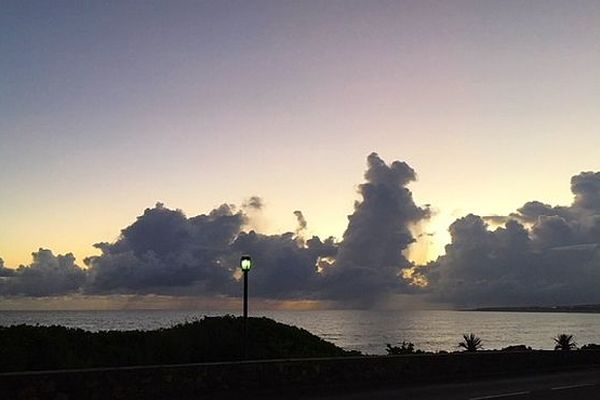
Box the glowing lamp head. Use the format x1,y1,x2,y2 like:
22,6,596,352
240,255,253,272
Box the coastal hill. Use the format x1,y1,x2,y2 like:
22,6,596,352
0,315,357,373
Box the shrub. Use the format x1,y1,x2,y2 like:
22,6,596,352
386,341,418,355
458,333,483,352
581,343,600,350
500,345,532,352
553,334,577,351
0,316,358,372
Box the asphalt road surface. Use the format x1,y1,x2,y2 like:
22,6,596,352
305,368,600,400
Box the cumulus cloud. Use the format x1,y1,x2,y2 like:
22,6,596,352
78,153,430,304
293,210,308,243
0,258,14,277
294,210,307,233
421,171,600,307
80,202,340,299
10,153,600,309
231,231,336,299
572,172,600,210
0,249,86,296
242,196,264,210
84,202,243,293
1,153,432,306
319,152,430,305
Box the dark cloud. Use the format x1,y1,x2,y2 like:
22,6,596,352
80,154,430,304
421,171,600,307
242,196,264,210
0,258,14,277
231,231,337,299
509,201,570,225
84,202,242,293
319,152,430,305
228,153,434,305
12,154,600,309
293,210,307,243
0,153,431,306
572,172,600,210
531,215,575,248
80,202,340,299
293,210,307,232
0,249,86,296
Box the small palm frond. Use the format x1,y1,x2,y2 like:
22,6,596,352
554,334,577,351
458,333,483,352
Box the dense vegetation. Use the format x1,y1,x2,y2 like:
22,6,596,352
385,341,425,355
0,316,357,372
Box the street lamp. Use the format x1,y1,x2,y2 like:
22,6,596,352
240,255,252,358
240,255,252,319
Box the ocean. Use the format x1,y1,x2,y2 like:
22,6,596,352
2,309,600,355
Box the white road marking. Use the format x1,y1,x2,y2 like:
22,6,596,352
469,391,530,400
551,383,595,391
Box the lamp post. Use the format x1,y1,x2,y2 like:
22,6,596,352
240,255,252,358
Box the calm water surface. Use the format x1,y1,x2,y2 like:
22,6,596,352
2,309,600,355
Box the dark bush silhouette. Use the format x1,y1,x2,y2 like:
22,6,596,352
500,345,532,352
458,333,483,352
553,334,577,351
581,343,600,350
385,341,424,355
0,316,357,372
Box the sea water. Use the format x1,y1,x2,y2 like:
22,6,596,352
2,309,599,355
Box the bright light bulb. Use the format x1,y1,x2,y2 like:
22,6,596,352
240,256,253,271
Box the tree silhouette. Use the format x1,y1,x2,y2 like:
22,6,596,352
458,333,483,352
386,341,415,355
554,334,577,351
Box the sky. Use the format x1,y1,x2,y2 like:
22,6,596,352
2,1,600,308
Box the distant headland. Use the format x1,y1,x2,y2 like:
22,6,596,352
469,304,600,313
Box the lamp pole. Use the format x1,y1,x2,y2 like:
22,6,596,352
243,268,248,320
240,255,252,359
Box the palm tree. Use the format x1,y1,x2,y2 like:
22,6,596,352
458,333,483,352
554,334,577,351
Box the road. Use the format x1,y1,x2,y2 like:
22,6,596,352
305,368,600,399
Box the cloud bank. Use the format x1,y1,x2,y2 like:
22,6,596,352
3,154,600,308
0,153,427,306
0,249,86,296
421,171,600,307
